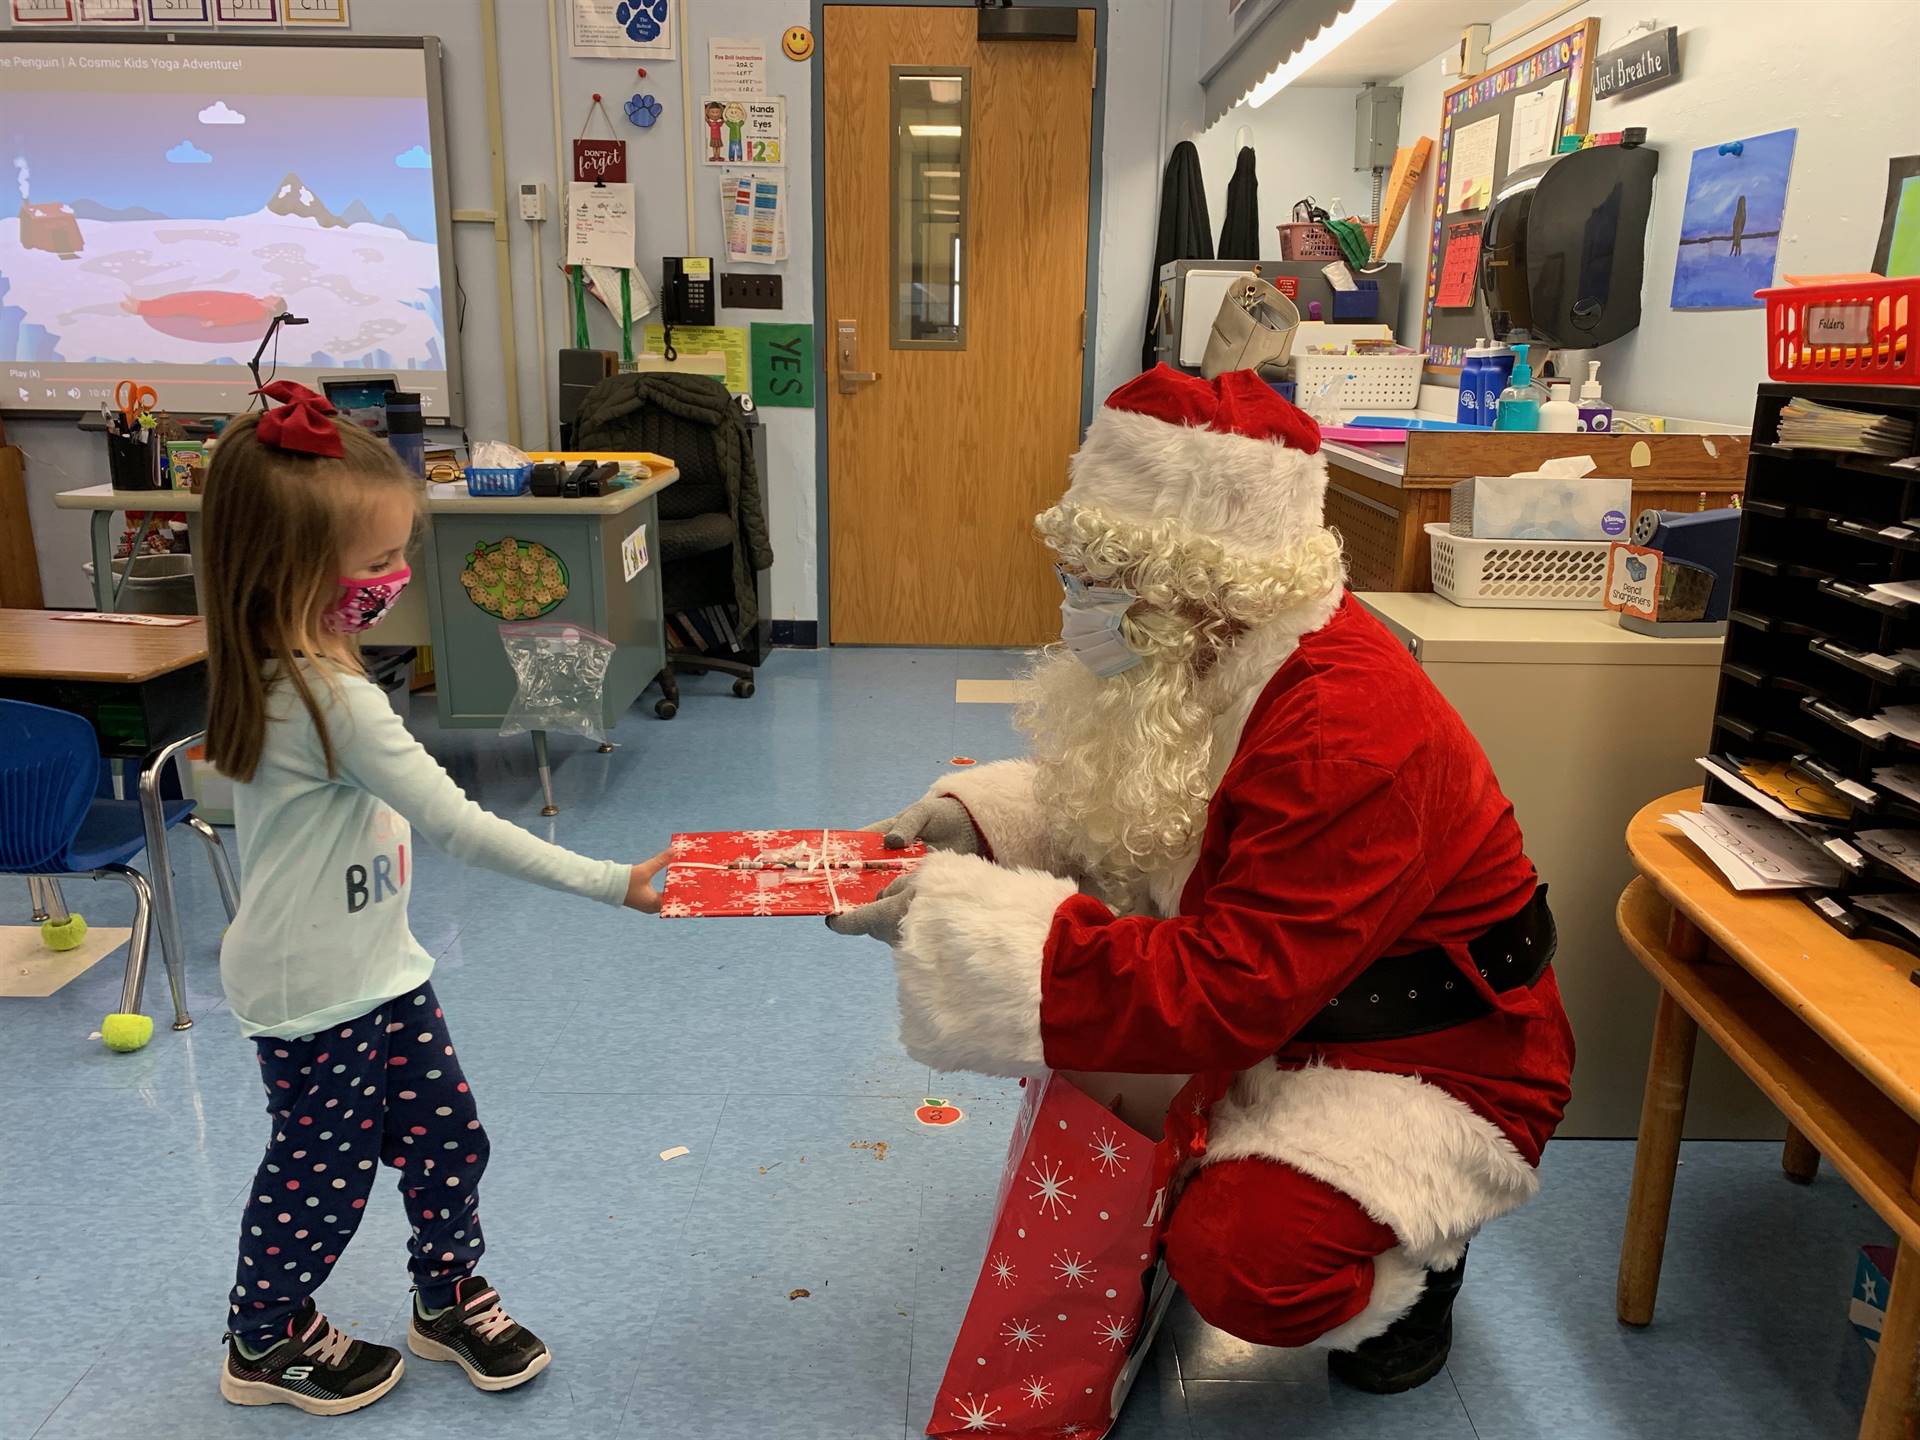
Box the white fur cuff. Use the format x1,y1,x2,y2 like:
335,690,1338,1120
931,760,1061,874
1202,1062,1540,1266
893,852,1076,1076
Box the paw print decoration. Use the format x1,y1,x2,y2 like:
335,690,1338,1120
616,0,668,44
626,93,663,128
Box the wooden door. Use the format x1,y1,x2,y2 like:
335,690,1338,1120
824,5,1094,646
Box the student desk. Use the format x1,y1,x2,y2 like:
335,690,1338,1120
54,470,679,812
1617,790,1920,1439
0,610,210,1033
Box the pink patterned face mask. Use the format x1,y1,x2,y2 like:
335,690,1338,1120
323,565,411,634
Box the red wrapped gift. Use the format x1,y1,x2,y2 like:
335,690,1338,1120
660,829,926,917
927,1072,1180,1439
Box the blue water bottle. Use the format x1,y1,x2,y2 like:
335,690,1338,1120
1457,339,1492,426
1479,341,1516,421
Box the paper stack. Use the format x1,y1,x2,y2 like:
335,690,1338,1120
1777,398,1915,457
1664,803,1848,892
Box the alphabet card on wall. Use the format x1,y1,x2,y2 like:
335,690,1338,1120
11,0,76,20
214,0,279,23
283,0,349,25
1672,129,1797,309
146,0,213,20
77,0,142,22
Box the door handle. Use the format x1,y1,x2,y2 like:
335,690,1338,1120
836,318,881,394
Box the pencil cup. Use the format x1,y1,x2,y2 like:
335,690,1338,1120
107,432,163,491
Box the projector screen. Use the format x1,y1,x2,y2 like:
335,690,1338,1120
0,33,460,421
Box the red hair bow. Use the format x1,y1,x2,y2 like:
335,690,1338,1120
256,380,344,459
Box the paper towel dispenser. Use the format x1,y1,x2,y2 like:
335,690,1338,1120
1479,139,1659,349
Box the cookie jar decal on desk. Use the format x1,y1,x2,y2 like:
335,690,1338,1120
460,538,569,620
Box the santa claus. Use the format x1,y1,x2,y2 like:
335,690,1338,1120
828,364,1575,1394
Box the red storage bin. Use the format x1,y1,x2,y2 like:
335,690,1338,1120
1758,278,1919,386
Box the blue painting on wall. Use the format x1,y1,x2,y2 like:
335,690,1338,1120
1671,128,1797,309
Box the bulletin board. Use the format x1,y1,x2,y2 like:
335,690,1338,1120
1421,18,1599,372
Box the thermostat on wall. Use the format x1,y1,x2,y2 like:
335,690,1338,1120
518,182,547,221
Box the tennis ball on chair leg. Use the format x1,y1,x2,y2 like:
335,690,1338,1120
101,1013,154,1052
40,912,88,952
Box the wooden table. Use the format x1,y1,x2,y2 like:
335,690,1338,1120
1324,431,1750,593
1617,789,1920,1438
0,609,214,1033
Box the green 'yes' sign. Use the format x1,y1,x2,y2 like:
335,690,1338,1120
750,322,814,409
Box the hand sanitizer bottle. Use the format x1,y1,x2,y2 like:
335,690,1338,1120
1578,361,1614,432
1494,343,1540,432
1540,379,1579,432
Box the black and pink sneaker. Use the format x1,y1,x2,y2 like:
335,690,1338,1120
221,1301,404,1415
407,1276,550,1391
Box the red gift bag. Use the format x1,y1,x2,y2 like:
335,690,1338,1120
926,1072,1182,1440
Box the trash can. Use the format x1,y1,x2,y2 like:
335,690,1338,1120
80,554,198,615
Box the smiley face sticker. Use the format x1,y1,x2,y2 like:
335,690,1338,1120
782,25,815,61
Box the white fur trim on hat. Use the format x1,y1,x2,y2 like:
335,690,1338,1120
892,852,1075,1075
1201,1061,1540,1268
1065,406,1328,561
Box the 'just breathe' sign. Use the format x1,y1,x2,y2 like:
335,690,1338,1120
1593,27,1679,101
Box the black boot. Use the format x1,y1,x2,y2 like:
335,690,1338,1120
1327,1244,1467,1395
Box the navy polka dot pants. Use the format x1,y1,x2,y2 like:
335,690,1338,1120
230,981,488,1349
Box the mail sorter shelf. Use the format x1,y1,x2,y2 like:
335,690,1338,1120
1704,384,1920,959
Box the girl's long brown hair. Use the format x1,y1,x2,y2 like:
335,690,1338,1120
201,410,417,782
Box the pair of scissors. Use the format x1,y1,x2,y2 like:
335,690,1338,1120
114,379,158,429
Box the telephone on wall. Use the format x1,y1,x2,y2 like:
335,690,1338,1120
663,257,715,327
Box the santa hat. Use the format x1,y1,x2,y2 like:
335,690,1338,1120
1055,365,1328,564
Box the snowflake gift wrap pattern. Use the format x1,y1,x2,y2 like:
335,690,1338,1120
927,1073,1177,1439
660,830,927,918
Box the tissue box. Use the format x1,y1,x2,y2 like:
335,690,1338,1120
1450,475,1634,542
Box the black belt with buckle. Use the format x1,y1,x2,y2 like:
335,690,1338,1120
1292,886,1555,1045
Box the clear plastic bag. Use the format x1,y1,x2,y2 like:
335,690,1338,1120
497,622,616,743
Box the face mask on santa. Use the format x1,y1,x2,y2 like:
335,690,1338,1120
1058,568,1144,677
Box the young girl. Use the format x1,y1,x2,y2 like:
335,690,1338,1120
202,382,666,1415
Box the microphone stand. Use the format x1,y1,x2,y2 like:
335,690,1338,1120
248,311,309,402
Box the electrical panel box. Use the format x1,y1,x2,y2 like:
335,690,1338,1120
518,182,546,221
1354,85,1403,171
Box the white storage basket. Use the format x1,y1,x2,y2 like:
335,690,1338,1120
1425,523,1611,609
1295,352,1424,410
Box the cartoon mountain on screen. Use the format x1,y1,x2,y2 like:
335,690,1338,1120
256,173,409,237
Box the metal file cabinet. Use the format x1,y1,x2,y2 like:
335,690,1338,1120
1357,592,1779,1139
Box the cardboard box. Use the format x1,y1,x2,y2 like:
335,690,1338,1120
1450,474,1633,542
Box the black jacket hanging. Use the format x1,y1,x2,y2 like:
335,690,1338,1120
1217,146,1261,261
1142,141,1213,372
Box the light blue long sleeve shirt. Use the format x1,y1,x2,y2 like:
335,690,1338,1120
219,664,628,1038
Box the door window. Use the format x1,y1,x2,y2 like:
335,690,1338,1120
890,68,970,350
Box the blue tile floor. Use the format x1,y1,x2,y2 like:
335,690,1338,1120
0,648,1892,1439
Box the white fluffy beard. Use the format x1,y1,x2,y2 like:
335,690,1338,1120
1020,591,1345,908
1019,631,1225,908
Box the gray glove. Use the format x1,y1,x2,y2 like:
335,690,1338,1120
862,795,981,855
824,875,915,945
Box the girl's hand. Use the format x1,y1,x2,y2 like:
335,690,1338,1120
625,850,671,913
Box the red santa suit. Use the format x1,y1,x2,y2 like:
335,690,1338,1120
882,367,1576,1350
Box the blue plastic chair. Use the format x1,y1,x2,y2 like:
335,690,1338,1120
1,699,238,1051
